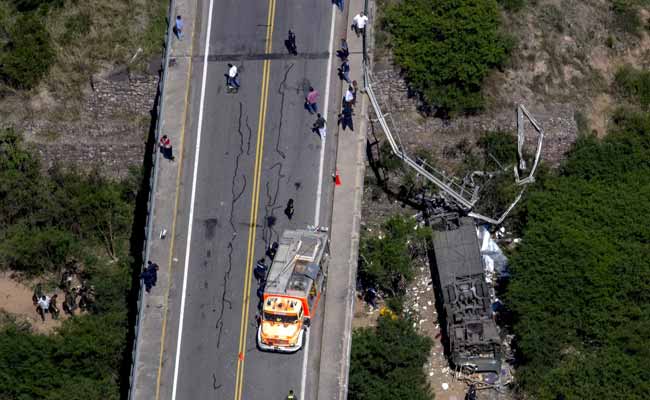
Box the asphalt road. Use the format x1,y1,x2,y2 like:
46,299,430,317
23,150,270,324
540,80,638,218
157,0,337,399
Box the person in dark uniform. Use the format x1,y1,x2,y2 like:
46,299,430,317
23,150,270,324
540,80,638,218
284,199,295,220
266,242,279,260
254,259,268,284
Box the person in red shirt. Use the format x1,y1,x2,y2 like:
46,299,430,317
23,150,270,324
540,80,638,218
159,135,174,160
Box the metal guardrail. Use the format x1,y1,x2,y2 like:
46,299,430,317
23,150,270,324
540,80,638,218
127,0,177,398
362,61,544,225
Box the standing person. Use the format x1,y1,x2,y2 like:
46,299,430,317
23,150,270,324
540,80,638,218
343,85,355,106
63,288,77,315
286,30,297,55
286,389,297,400
266,242,279,260
339,102,354,131
36,295,50,322
147,261,159,287
141,267,154,293
254,259,268,284
338,60,351,83
336,38,349,60
352,12,368,37
351,79,359,106
159,135,174,160
284,199,295,220
305,87,319,114
227,63,240,91
334,0,344,11
312,113,327,139
49,294,60,320
174,15,184,40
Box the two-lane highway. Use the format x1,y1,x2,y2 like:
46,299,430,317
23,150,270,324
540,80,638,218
156,0,338,399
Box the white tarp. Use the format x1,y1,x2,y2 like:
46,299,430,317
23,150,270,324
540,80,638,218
477,225,510,282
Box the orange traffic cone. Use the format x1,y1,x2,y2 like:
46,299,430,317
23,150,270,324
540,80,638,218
334,169,341,186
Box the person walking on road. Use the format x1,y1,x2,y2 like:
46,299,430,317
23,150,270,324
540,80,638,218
284,198,295,220
286,389,297,400
334,0,344,11
159,134,174,160
305,87,319,114
338,60,351,83
174,15,184,40
312,113,327,139
352,12,368,37
286,30,297,55
336,38,349,60
227,64,240,92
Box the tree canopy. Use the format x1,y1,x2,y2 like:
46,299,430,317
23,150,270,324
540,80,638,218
0,129,137,399
359,215,429,296
383,0,513,114
349,315,433,400
506,109,650,399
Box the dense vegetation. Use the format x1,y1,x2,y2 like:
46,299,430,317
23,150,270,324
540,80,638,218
0,0,167,91
382,0,513,114
506,109,650,399
349,315,433,400
358,215,429,296
0,129,137,399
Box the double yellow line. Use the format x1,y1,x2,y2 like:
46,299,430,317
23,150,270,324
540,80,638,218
234,0,276,398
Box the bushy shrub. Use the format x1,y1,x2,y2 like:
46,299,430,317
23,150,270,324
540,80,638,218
359,216,429,296
614,65,650,107
0,13,55,89
507,109,650,399
10,0,62,12
349,315,432,400
498,0,525,11
383,0,513,115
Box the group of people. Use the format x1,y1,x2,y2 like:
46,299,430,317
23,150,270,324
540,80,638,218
141,261,159,293
253,241,279,310
32,270,97,322
33,288,59,322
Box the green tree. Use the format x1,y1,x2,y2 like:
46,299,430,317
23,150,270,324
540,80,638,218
506,109,650,400
0,13,55,89
0,224,77,275
383,0,513,114
359,216,428,296
349,315,433,400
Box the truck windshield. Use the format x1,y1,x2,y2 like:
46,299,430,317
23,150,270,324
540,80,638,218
263,312,299,324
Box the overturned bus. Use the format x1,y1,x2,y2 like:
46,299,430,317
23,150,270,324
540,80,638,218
430,216,502,375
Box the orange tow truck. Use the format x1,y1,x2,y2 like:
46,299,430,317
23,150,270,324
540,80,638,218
257,229,328,352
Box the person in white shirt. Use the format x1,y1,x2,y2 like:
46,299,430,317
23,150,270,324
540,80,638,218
352,12,368,36
227,63,240,89
36,295,51,322
344,86,354,104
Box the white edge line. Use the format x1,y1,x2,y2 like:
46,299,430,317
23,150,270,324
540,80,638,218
303,5,337,400
313,3,337,228
170,0,215,397
299,329,311,400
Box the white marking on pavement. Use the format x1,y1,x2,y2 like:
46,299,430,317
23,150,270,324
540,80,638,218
313,2,337,228
170,0,215,397
300,328,311,400
304,5,336,400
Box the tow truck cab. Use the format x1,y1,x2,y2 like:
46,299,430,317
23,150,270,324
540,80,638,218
257,229,328,352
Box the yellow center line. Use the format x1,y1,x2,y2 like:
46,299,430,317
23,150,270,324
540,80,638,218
234,0,276,398
154,17,197,400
